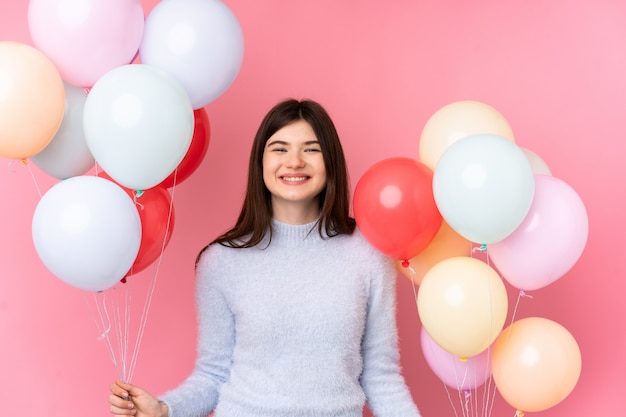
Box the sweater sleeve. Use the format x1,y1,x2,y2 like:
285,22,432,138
159,247,234,417
359,254,422,417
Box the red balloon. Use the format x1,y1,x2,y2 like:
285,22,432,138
128,186,175,276
159,107,211,188
353,157,442,261
98,172,175,277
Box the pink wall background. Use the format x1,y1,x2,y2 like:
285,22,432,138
1,0,625,416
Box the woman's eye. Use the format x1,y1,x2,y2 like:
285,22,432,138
305,148,322,152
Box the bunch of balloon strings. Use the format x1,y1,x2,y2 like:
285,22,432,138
82,166,176,383
406,243,532,417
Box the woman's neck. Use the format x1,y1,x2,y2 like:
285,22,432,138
271,202,320,225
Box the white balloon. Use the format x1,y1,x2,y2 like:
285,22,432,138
32,176,142,292
140,0,244,108
83,64,194,191
433,134,535,244
31,82,95,179
521,147,552,176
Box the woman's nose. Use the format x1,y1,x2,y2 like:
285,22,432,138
285,152,305,168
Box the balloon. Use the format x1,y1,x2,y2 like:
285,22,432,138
417,256,508,357
28,0,144,87
420,327,492,391
159,108,211,188
419,100,515,171
521,147,552,175
492,317,581,413
140,0,245,108
354,157,442,261
32,176,142,292
395,221,471,285
0,41,65,160
433,134,535,244
128,186,175,276
488,175,588,291
31,82,95,179
98,172,175,277
83,64,194,191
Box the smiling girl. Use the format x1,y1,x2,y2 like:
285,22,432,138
108,99,422,417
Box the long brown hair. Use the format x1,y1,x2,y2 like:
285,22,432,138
196,99,355,262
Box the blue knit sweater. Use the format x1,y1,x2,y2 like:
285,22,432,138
160,219,421,417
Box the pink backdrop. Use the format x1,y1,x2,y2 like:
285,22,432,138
1,0,624,416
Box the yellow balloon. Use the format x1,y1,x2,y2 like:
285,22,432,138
395,221,472,285
417,256,508,357
0,41,65,160
492,317,582,413
419,100,515,170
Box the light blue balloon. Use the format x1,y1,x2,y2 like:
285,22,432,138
432,134,535,244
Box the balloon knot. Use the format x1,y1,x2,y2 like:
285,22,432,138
135,189,144,198
520,290,534,299
464,390,471,399
401,260,410,268
459,356,468,362
479,243,487,251
515,411,525,417
20,159,27,167
120,277,127,284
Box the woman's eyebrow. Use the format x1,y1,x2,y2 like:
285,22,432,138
266,140,320,147
266,140,288,147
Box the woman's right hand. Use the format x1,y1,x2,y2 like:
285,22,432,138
108,380,169,417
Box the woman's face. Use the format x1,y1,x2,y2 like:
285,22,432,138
262,120,327,223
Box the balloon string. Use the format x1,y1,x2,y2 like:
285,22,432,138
510,290,532,328
6,159,17,173
111,284,130,382
82,290,123,380
7,159,43,198
126,169,177,382
25,161,43,198
133,192,145,211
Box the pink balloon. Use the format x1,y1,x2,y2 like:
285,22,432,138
28,0,144,87
420,327,491,391
489,175,588,291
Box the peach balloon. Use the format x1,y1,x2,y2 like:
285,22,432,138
492,317,581,413
395,221,471,285
417,256,508,357
419,100,515,171
0,42,64,160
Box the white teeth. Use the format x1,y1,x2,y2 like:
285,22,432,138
282,176,307,182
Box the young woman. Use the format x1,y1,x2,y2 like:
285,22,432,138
108,99,422,417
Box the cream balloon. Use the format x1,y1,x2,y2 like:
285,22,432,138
417,256,508,357
419,100,515,171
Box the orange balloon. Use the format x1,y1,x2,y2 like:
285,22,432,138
492,317,582,413
0,41,65,159
395,221,471,285
419,100,515,171
417,256,508,357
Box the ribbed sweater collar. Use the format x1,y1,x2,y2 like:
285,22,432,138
266,218,326,248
